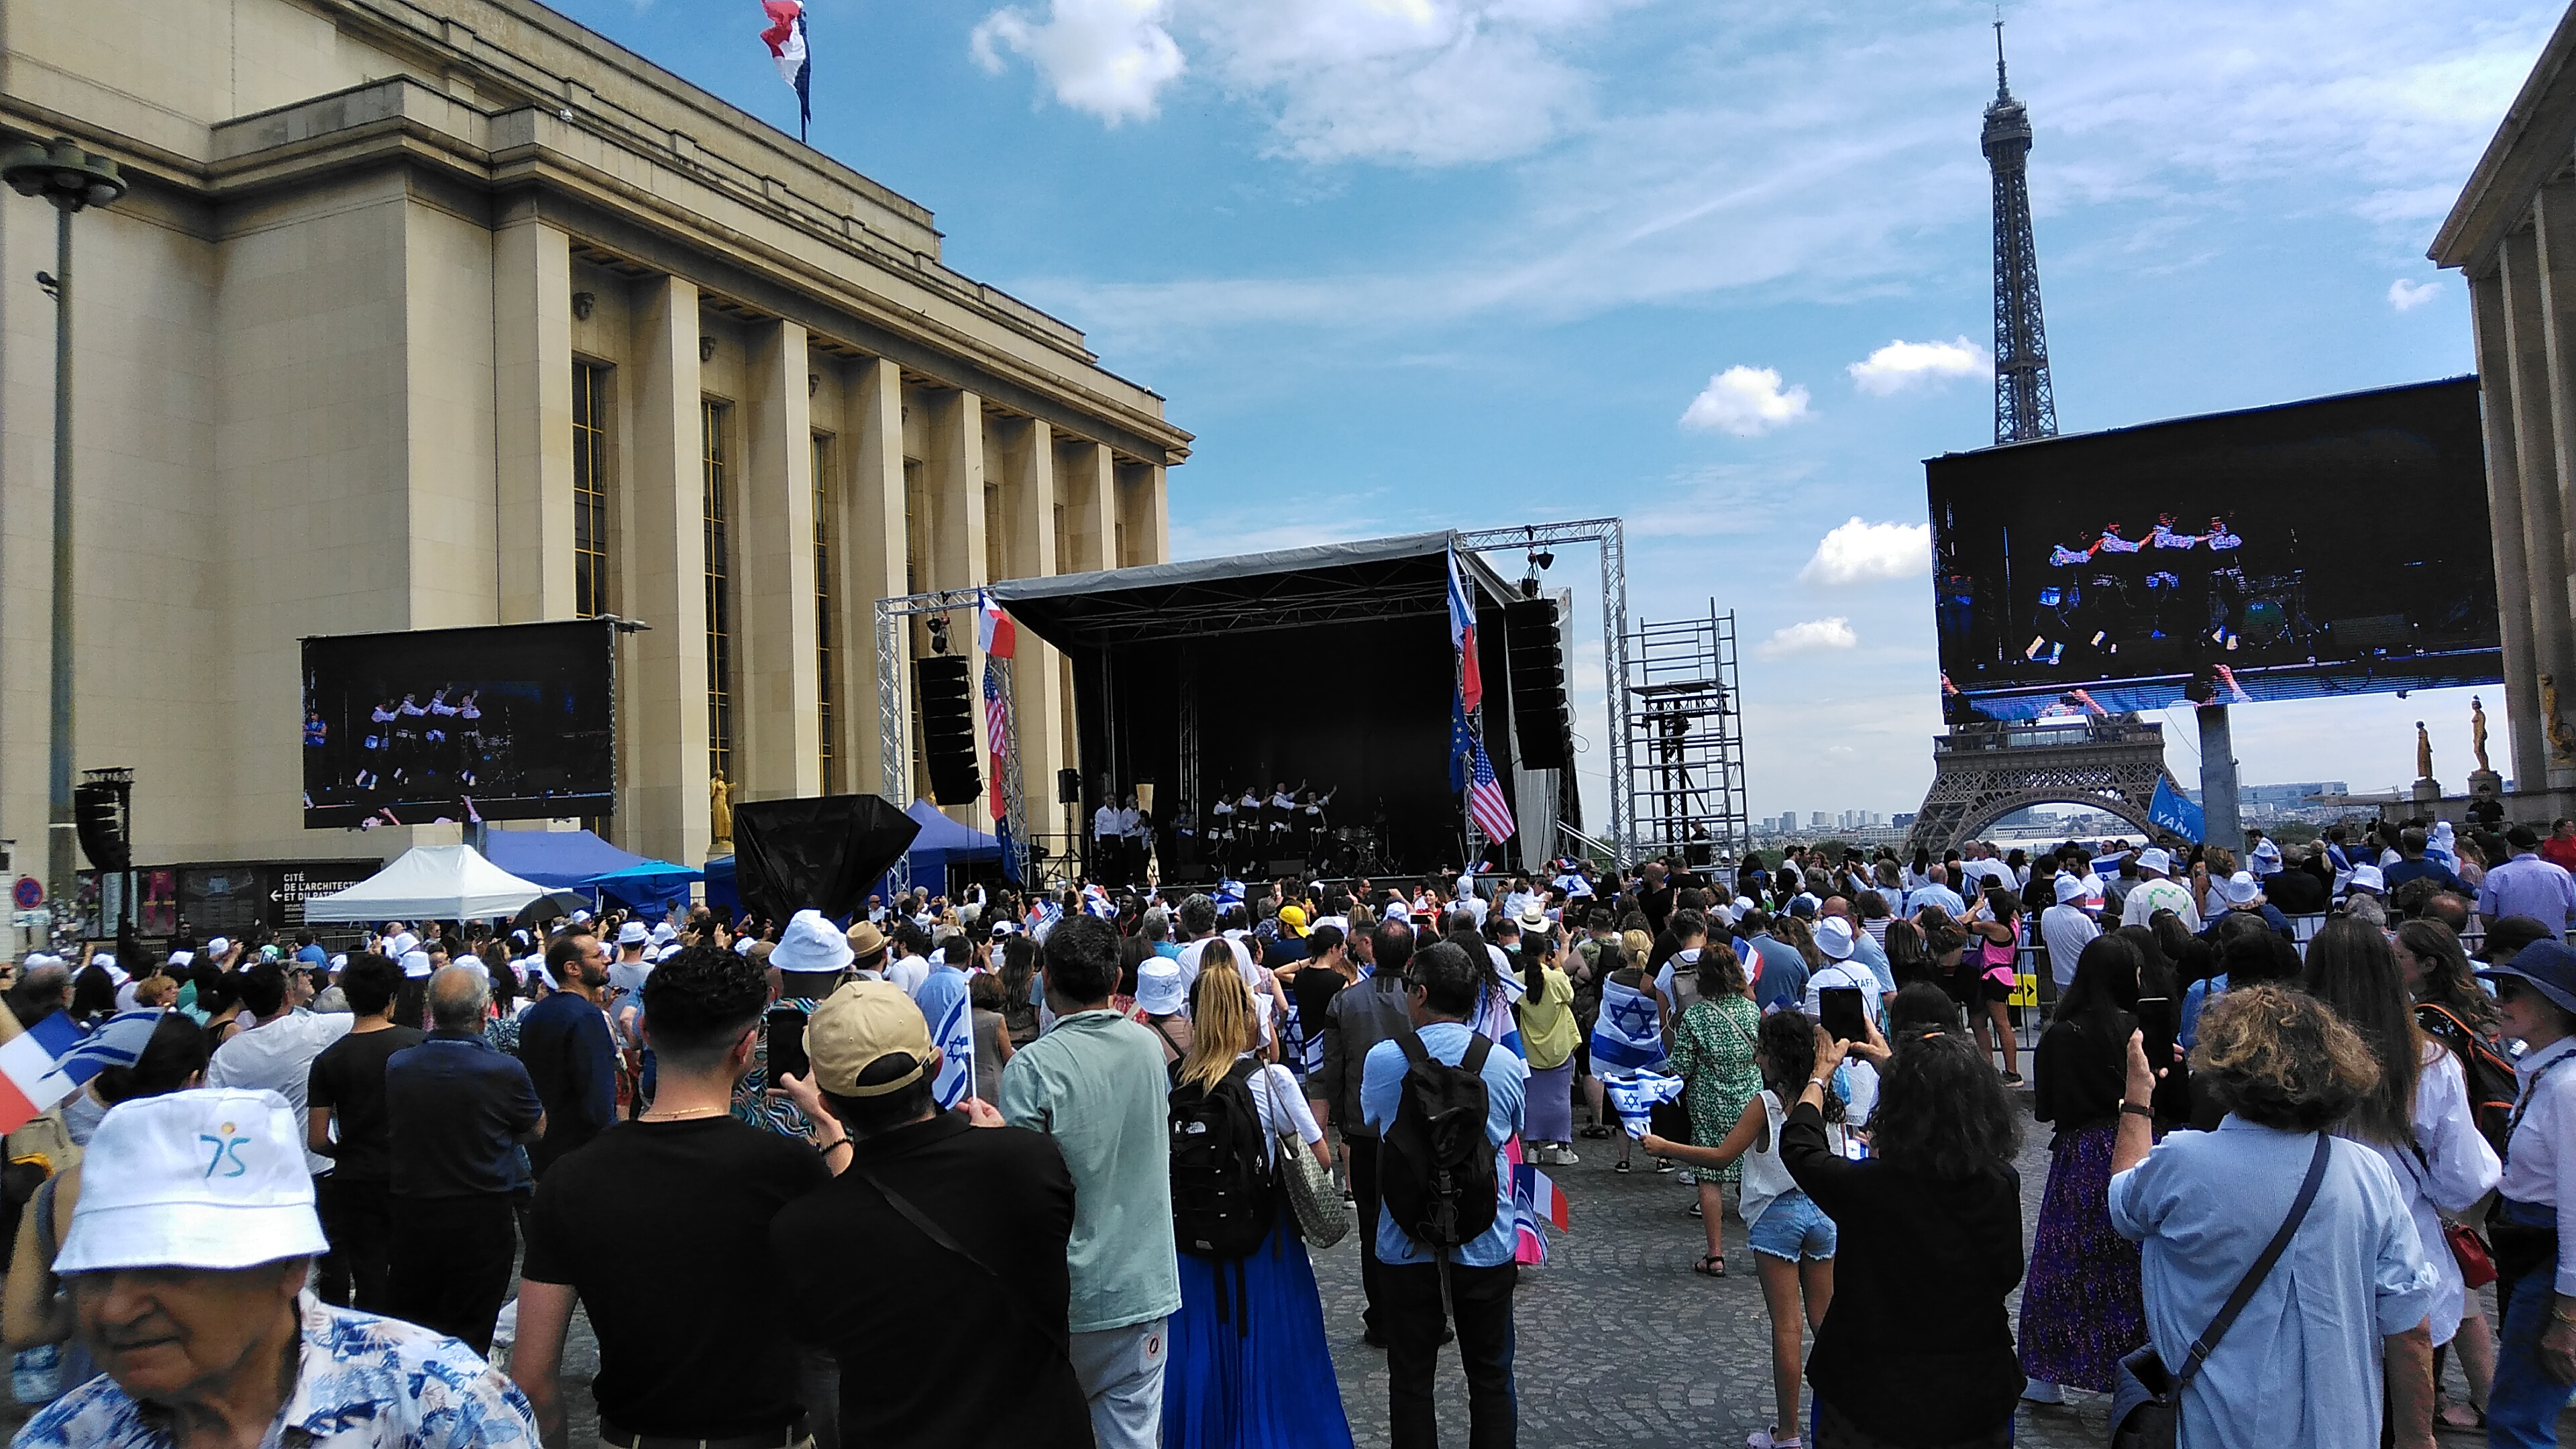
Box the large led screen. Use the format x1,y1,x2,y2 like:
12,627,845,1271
302,619,617,828
1928,377,2500,722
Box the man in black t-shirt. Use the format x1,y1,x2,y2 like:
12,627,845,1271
513,945,837,1449
305,952,425,1311
773,979,1089,1448
518,931,618,1176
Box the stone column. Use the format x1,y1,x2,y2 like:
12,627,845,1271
624,276,712,866
1122,460,1172,565
2504,229,2576,788
491,215,574,623
2473,266,2550,794
918,390,990,825
844,358,910,802
1059,438,1116,572
993,418,1066,833
739,319,821,800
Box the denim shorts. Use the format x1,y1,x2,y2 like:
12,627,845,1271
1748,1189,1836,1263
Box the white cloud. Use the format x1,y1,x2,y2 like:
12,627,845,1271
1014,3,2549,358
1758,617,1859,659
1847,335,1992,395
1680,366,1811,437
972,0,1186,123
2387,276,2444,311
1799,517,1933,587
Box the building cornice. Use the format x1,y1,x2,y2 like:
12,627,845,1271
0,74,1189,463
2431,3,2576,278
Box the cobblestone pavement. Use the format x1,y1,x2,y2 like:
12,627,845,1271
1310,1091,2508,1449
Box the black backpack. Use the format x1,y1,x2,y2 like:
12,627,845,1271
1169,1057,1277,1260
1379,1030,1499,1257
2419,1002,2520,1158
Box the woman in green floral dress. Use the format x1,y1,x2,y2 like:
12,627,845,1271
1666,944,1763,1276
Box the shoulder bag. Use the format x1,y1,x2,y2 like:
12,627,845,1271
2108,1132,2332,1449
1264,1068,1350,1248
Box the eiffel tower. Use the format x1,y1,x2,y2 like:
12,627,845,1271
1984,21,2056,444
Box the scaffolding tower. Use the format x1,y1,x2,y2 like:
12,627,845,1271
1625,604,1748,862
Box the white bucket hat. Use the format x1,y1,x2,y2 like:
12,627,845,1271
1814,916,1857,961
54,1087,329,1274
1136,959,1186,1016
770,908,855,975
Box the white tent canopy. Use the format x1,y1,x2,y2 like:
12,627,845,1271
301,845,549,923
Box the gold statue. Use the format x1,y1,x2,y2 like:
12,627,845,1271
2473,695,2493,775
2416,720,2433,782
2548,674,2576,762
710,774,735,845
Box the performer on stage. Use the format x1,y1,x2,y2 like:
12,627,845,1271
1208,785,1234,876
1122,794,1153,885
1237,785,1263,875
457,690,484,787
1093,796,1125,884
1265,780,1297,865
2201,512,2246,649
392,692,428,785
1299,786,1336,866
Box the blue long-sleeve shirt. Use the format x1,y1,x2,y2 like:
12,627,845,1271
1360,1022,1526,1267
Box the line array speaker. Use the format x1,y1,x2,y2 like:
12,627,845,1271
914,656,983,806
1503,597,1572,771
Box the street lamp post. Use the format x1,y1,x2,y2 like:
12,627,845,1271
1,138,126,930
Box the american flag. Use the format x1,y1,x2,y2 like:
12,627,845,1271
982,659,1010,821
1466,732,1515,843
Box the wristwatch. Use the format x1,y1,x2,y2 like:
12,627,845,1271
2120,1101,2153,1118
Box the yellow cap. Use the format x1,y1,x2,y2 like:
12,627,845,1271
1278,904,1309,937
805,979,937,1097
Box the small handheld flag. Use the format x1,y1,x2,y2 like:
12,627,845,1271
1603,1069,1686,1139
758,1,812,142
0,1011,91,1134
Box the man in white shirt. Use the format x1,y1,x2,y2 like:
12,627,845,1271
2119,847,2202,933
884,923,933,999
2039,873,2102,992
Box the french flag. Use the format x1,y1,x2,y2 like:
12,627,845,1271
976,589,1016,660
758,1,812,142
1515,1163,1570,1232
1446,545,1482,713
0,1012,91,1134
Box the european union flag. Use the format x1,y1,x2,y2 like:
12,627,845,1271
1449,690,1474,795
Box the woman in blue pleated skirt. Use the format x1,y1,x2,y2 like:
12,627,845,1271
1161,965,1354,1449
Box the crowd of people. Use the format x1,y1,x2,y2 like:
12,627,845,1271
1,810,2575,1447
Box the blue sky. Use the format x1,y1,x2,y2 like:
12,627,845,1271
561,0,2552,825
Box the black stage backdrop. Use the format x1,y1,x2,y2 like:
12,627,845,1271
999,532,1526,879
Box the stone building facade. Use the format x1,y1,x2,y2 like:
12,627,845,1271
2436,2,2576,804
0,0,1187,880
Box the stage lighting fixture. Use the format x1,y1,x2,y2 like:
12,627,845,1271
926,613,951,655
1533,549,1555,571
1519,576,1541,598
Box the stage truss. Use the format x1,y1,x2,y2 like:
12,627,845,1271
1455,519,1632,865
1625,604,1750,861
872,590,1028,900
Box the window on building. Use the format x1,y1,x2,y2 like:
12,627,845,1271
703,401,735,788
572,362,611,617
814,431,837,794
985,481,1006,582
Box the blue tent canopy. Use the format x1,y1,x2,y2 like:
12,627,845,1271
583,859,704,910
479,828,650,892
901,800,1000,898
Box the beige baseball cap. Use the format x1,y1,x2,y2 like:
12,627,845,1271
806,979,937,1097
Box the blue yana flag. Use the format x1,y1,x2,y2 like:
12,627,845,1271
1602,1069,1686,1139
2149,776,2205,844
924,975,977,1110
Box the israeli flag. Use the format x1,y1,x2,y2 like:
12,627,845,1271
927,981,976,1110
1603,1069,1686,1139
1589,977,1665,1073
